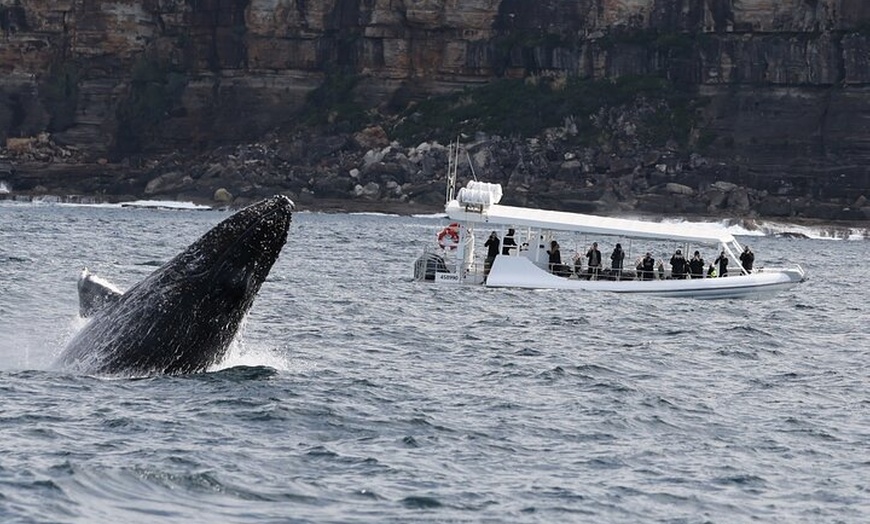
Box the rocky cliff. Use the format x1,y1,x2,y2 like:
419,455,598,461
0,0,869,221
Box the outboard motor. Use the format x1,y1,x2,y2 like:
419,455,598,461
414,253,448,281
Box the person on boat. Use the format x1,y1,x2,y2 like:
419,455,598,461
572,252,585,278
483,231,500,280
639,252,656,281
707,263,717,278
714,250,729,277
669,249,687,279
688,251,705,279
740,246,754,273
502,228,517,255
547,240,569,277
586,242,602,280
610,243,625,280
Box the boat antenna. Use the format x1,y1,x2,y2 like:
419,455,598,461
465,149,478,181
445,137,459,203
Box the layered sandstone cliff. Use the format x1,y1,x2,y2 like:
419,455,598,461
0,0,868,219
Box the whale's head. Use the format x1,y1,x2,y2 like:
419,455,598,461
57,195,294,376
166,194,295,307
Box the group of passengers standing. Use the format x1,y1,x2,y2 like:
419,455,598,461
556,241,755,280
482,229,755,281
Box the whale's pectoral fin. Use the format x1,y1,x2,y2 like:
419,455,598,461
77,268,124,317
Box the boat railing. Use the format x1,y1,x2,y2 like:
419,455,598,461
418,240,803,285
542,262,765,281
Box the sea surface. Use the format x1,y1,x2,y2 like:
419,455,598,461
0,200,867,523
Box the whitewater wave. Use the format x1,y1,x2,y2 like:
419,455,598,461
721,219,865,241
117,200,212,211
656,217,866,241
0,196,213,210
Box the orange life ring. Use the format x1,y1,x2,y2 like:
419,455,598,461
437,223,460,249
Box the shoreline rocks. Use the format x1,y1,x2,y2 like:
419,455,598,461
2,131,868,226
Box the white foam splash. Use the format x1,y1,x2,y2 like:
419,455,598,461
80,268,124,294
216,337,295,372
211,315,295,372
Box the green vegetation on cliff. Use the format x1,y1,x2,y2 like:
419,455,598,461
390,75,700,150
302,72,368,133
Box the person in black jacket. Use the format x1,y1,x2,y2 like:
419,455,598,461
610,243,625,280
740,246,755,273
547,240,569,276
484,231,500,280
502,228,517,255
669,249,687,279
639,252,656,281
586,242,602,280
688,251,705,279
714,250,729,277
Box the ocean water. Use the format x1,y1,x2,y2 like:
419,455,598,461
0,201,868,523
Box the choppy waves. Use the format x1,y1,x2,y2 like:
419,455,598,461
0,206,868,523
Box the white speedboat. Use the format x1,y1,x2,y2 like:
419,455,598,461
414,179,806,299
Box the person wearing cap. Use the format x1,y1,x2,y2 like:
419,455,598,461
669,248,687,279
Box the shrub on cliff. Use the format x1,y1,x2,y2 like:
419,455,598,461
301,72,368,133
390,75,699,150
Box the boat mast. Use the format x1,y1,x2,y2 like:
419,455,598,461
445,138,459,204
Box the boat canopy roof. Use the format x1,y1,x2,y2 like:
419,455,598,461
445,200,736,245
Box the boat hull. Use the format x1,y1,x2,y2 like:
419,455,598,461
484,256,805,299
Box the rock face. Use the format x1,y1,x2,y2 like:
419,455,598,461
0,0,869,220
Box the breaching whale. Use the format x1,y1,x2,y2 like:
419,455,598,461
55,195,294,376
